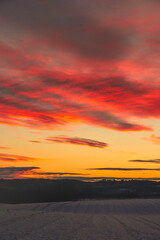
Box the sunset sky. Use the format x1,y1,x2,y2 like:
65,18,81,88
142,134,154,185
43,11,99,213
0,0,160,180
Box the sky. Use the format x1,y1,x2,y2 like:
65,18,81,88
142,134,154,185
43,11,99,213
0,0,160,180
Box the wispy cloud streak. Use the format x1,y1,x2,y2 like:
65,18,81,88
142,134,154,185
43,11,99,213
31,172,88,176
29,140,41,143
0,153,40,162
46,136,108,148
143,134,160,145
0,146,11,149
86,167,160,171
129,159,160,164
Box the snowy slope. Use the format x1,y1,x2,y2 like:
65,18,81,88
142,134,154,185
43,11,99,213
0,199,160,240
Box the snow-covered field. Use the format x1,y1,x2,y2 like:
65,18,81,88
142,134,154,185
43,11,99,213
0,199,160,240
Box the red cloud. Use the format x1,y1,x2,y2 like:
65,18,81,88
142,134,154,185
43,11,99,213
0,69,155,132
0,1,160,132
0,153,39,162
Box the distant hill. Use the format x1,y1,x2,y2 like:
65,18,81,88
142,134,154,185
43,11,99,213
0,179,160,203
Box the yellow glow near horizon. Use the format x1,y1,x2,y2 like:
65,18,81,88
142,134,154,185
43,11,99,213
1,121,160,180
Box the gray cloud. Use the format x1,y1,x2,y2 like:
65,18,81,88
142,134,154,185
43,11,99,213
86,167,160,171
129,159,160,164
46,136,108,148
0,167,39,179
31,172,88,176
0,0,136,61
85,109,149,131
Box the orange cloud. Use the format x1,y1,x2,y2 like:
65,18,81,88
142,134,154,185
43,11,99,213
143,134,160,145
29,140,41,143
0,146,11,150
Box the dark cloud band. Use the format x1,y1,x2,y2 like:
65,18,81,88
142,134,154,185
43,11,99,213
0,167,39,179
31,172,88,176
129,159,160,164
86,167,160,171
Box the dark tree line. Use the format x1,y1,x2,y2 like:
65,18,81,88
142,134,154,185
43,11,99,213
0,179,160,203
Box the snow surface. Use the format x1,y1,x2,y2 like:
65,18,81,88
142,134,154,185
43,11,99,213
0,199,160,240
